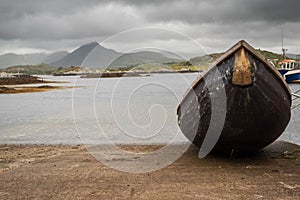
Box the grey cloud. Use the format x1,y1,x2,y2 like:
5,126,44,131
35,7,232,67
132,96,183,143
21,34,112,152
0,0,100,18
0,0,299,55
0,1,141,40
137,0,300,24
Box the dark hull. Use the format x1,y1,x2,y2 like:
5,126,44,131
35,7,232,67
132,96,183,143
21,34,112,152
177,41,291,154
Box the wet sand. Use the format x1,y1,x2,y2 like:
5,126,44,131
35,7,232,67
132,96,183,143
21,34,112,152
0,141,299,199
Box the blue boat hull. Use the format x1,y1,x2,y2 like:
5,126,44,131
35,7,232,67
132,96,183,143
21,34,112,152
285,72,300,83
278,69,289,75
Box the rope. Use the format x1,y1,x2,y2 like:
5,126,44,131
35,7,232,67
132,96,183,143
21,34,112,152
292,103,300,110
291,93,300,110
291,93,300,98
291,87,300,100
293,89,300,94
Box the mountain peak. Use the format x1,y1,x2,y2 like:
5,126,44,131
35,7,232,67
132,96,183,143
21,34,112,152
50,41,118,68
84,42,99,47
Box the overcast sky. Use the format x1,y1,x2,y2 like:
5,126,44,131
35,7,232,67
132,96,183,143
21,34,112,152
0,0,299,58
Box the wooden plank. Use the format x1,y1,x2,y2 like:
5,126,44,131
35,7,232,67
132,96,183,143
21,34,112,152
232,47,252,86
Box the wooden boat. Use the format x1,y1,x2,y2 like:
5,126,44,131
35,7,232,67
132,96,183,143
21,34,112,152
177,40,291,155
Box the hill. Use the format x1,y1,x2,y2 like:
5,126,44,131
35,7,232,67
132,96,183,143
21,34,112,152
0,53,48,69
108,51,180,68
257,49,283,60
4,64,57,75
286,53,300,60
0,51,70,69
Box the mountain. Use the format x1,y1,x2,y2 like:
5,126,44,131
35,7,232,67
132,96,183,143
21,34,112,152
0,42,180,69
1,41,298,70
0,51,69,69
76,42,122,68
0,53,48,69
50,42,180,68
42,51,69,64
50,42,120,68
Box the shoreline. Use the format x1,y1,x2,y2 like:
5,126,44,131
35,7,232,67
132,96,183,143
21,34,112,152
0,85,79,94
0,141,299,199
0,75,71,94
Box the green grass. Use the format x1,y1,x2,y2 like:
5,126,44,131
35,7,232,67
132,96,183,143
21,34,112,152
257,49,283,60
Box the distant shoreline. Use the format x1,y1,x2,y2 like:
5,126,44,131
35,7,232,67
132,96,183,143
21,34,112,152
79,70,201,78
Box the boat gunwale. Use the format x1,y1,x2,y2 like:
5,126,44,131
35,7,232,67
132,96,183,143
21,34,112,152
177,40,291,113
285,69,300,75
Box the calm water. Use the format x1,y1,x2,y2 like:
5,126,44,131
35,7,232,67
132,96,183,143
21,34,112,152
0,74,299,145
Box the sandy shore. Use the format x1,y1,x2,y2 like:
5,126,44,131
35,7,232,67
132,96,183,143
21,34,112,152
0,141,299,199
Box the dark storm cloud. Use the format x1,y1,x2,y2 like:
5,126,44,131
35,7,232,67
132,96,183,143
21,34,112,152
0,0,141,40
137,0,300,24
0,0,99,18
0,0,299,55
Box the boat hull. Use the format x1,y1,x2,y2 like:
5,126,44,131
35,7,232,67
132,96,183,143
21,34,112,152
285,70,300,83
177,41,291,154
278,69,289,76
